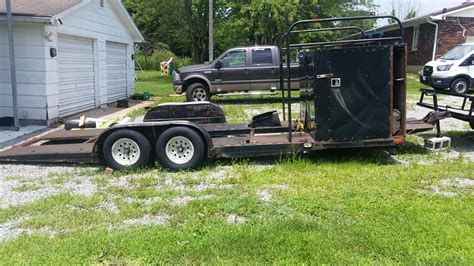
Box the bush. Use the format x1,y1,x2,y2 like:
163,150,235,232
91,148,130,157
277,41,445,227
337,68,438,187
173,57,193,69
136,49,193,71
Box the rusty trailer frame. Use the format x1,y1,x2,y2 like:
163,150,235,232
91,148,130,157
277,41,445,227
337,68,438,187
417,88,474,133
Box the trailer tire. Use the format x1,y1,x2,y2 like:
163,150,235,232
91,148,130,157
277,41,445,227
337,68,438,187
102,130,151,170
186,83,210,102
156,126,206,170
470,121,474,130
450,78,469,95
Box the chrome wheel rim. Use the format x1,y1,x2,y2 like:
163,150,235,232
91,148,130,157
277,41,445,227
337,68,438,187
192,88,207,101
455,81,467,94
111,138,140,166
165,136,194,164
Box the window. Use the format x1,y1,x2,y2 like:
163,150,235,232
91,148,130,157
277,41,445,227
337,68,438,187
412,26,420,51
442,44,474,60
100,0,104,8
252,48,273,65
221,50,246,67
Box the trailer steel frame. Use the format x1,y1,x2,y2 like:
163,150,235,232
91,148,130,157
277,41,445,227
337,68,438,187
417,88,474,133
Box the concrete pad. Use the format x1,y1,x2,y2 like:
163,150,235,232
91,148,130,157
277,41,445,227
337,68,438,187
0,125,48,149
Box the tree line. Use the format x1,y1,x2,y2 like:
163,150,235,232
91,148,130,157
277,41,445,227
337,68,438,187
123,0,379,64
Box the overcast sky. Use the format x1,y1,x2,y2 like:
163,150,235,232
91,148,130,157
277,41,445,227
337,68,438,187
373,0,467,16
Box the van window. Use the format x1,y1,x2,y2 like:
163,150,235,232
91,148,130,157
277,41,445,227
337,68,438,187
252,48,273,65
442,44,474,60
221,50,246,67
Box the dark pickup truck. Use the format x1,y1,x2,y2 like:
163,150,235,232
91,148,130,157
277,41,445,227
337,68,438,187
173,45,299,102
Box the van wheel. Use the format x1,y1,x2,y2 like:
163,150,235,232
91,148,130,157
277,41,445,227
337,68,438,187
186,83,210,102
450,78,469,95
103,130,151,170
156,127,206,170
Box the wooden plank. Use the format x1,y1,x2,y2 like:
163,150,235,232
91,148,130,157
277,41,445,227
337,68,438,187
212,133,313,148
35,129,104,140
406,118,435,134
0,143,95,162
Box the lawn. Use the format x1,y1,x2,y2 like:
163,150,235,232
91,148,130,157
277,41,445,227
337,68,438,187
134,71,174,97
0,71,473,264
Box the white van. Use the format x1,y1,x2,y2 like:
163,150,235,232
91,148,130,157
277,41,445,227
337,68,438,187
420,43,474,94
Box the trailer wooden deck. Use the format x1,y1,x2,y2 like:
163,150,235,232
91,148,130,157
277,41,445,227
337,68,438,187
0,129,103,163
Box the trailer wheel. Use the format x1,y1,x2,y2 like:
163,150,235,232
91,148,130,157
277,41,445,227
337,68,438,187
156,127,206,170
102,130,151,170
186,83,210,102
450,78,469,95
470,121,474,130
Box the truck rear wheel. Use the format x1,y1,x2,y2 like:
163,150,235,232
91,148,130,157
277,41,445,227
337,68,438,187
156,127,206,170
450,78,469,95
103,130,151,170
186,83,210,102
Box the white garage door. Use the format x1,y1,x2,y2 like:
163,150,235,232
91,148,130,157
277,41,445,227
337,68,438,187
106,42,128,102
57,35,96,118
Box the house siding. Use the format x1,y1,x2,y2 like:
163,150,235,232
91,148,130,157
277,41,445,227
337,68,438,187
45,0,136,122
0,23,48,121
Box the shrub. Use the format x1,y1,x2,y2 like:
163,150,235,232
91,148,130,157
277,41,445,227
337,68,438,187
136,49,193,71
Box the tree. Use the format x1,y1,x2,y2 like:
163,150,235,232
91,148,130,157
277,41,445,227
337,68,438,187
390,0,420,20
123,0,378,63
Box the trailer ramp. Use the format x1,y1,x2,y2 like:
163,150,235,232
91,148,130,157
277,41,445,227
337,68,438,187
0,129,103,163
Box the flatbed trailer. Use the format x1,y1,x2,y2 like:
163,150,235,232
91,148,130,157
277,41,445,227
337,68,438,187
0,117,430,164
0,16,435,170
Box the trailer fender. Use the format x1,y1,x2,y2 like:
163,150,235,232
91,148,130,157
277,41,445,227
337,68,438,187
92,121,214,163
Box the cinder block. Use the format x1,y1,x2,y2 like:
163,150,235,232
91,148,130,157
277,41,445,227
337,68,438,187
424,136,451,151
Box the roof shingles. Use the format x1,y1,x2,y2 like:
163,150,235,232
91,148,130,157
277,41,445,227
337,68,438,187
0,0,81,17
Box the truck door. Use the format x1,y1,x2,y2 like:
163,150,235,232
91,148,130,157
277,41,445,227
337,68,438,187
249,48,277,91
215,49,250,92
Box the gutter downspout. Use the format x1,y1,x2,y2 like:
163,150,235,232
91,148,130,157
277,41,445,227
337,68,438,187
6,0,19,130
427,16,439,61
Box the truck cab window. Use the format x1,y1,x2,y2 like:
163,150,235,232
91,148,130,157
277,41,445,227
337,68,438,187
221,50,246,67
252,48,273,65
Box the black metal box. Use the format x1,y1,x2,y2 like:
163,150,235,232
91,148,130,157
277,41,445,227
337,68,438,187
311,46,392,141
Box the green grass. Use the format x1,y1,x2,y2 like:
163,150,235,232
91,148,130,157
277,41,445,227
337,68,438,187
135,71,174,97
127,71,181,118
0,152,473,264
407,73,422,100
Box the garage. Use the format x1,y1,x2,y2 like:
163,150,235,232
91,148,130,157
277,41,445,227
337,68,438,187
106,42,128,102
0,0,143,125
57,35,96,118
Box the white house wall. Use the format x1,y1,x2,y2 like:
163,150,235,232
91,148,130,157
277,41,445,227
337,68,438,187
0,22,48,121
448,8,474,18
50,0,136,113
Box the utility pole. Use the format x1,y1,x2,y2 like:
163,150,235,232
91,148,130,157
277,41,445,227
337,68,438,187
208,0,213,62
6,0,19,130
